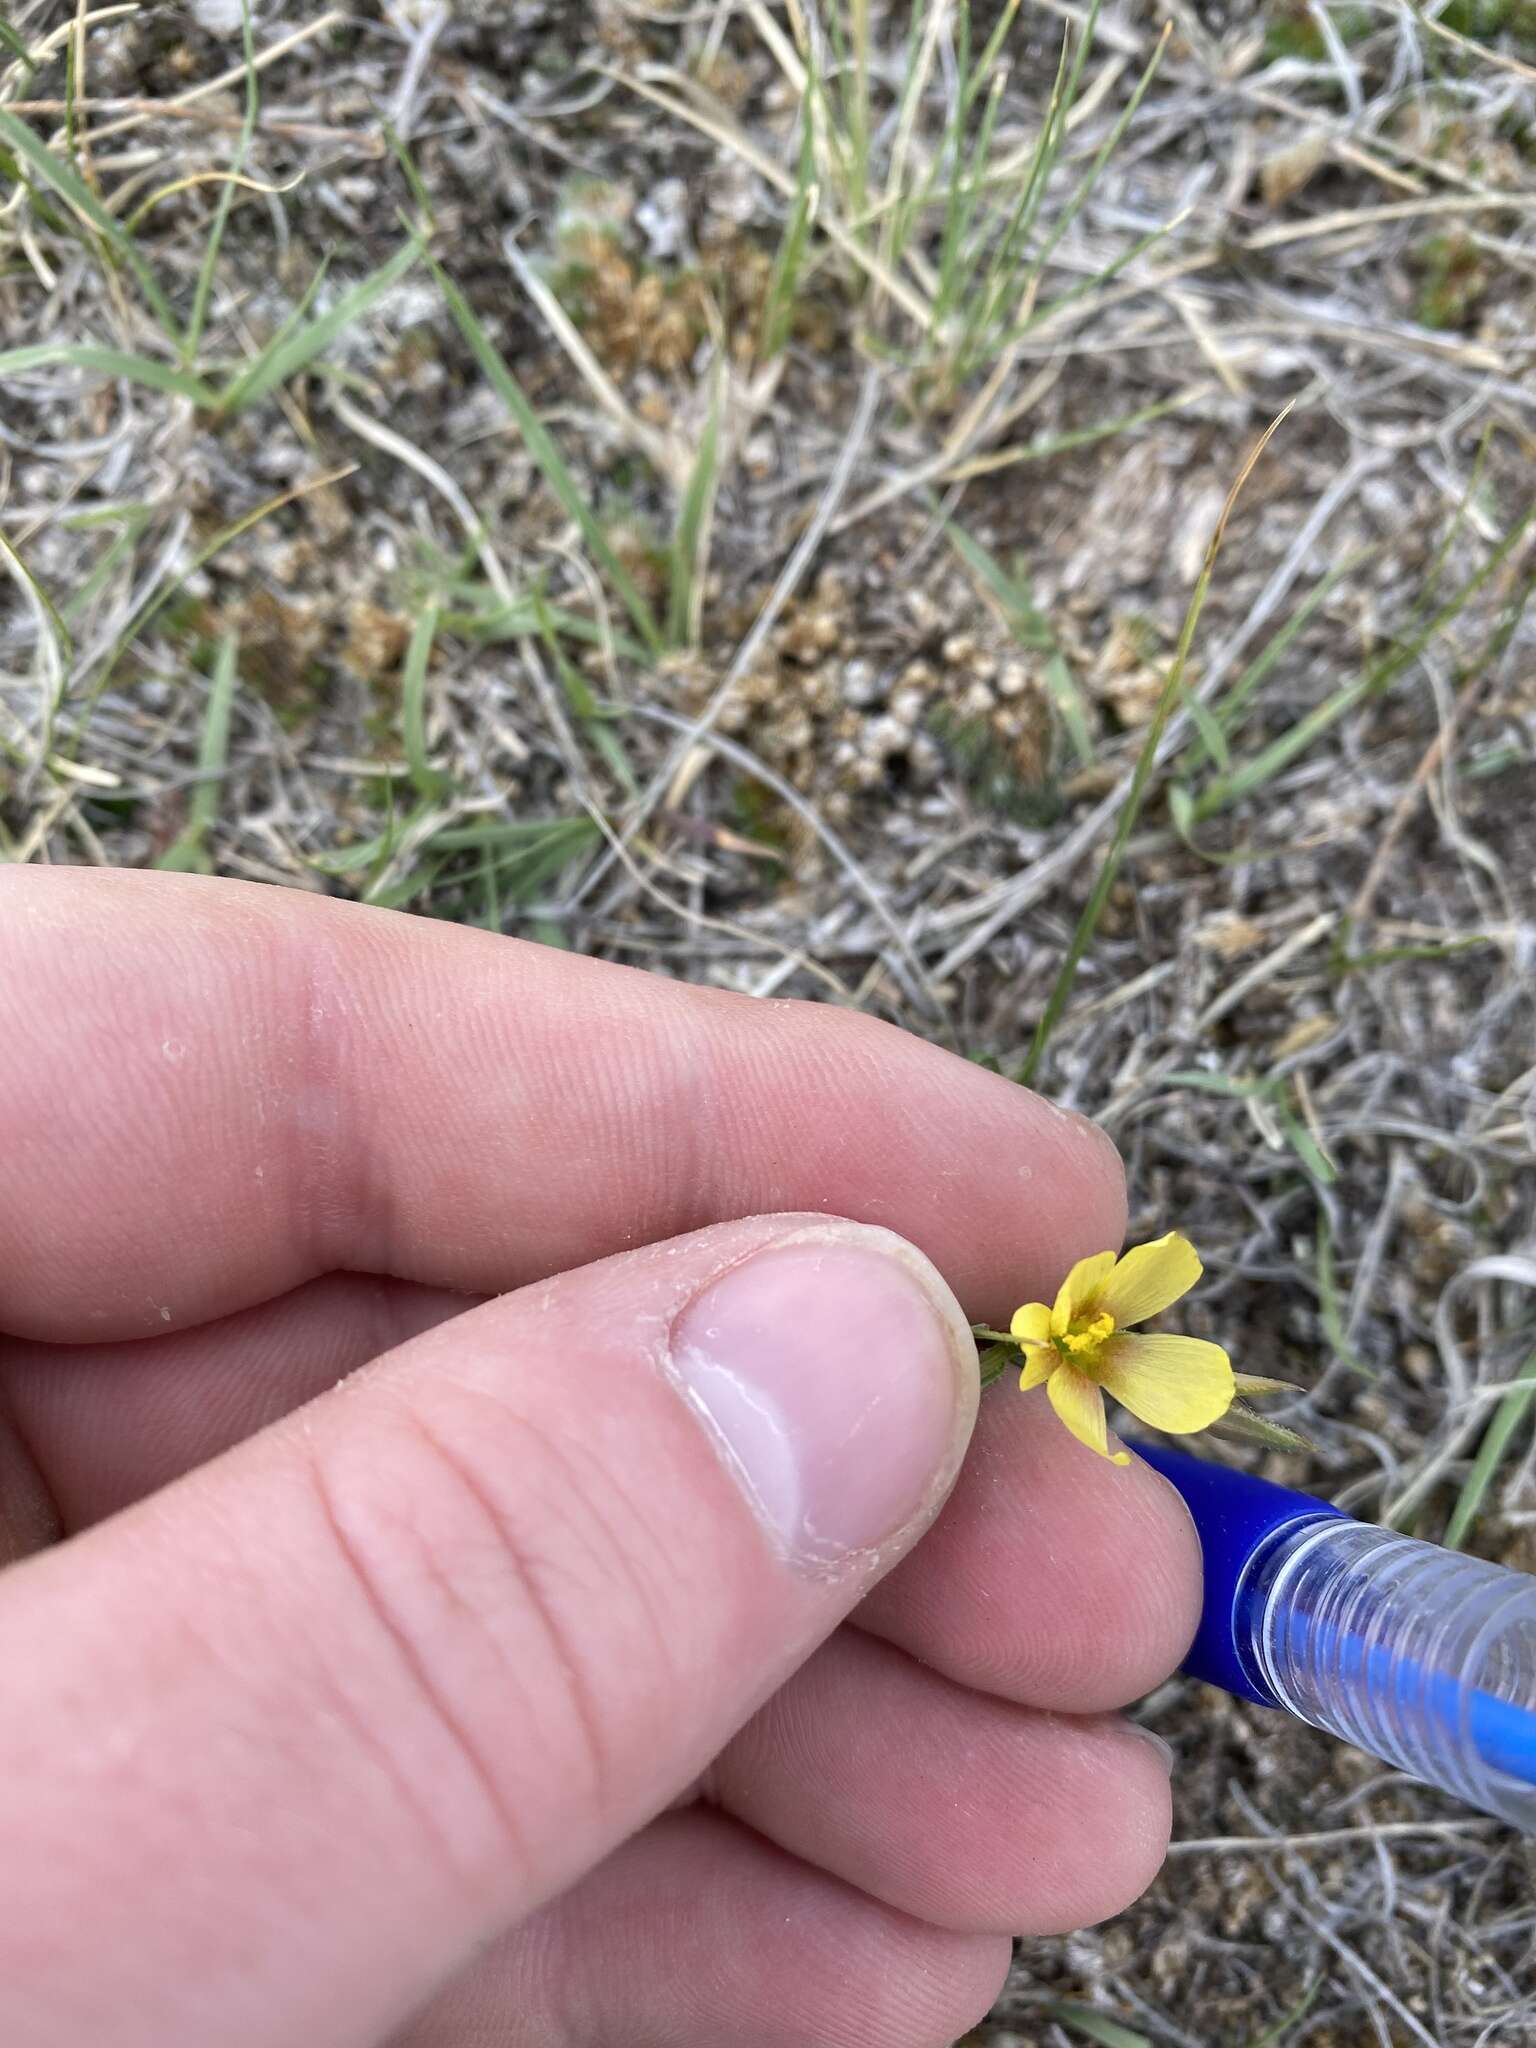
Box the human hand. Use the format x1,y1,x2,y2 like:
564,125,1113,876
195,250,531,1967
0,867,1198,2048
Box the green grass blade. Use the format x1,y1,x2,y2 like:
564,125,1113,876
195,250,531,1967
420,816,602,914
431,252,664,656
1196,676,1367,820
219,239,417,412
1017,409,1290,1087
1018,22,1169,300
797,9,856,220
843,0,871,222
401,598,449,797
442,588,652,666
667,368,722,649
876,0,952,277
1206,551,1371,747
0,341,218,403
966,388,1200,472
367,861,445,910
157,631,240,872
59,504,152,622
62,17,81,168
382,119,436,234
1164,1069,1267,1098
760,102,817,358
1195,502,1536,820
0,13,35,72
1274,1100,1336,1186
936,65,1008,324
1022,204,1184,341
942,515,1094,764
967,0,1101,361
1168,780,1254,864
1445,1347,1536,1551
962,28,1072,359
530,587,638,794
1336,936,1493,973
1047,2006,1154,2048
0,525,70,759
1182,686,1230,771
309,828,398,876
184,0,259,359
1246,1976,1323,2048
0,108,179,339
429,817,599,851
476,816,601,897
216,250,330,397
0,526,71,667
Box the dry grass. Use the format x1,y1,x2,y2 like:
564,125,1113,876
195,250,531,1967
4,1,1536,2041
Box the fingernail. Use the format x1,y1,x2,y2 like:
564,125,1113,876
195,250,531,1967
1126,1723,1175,1774
671,1229,974,1573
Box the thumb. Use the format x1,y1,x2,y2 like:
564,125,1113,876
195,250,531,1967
0,1214,977,2048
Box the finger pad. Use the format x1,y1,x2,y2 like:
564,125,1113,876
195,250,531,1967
859,1390,1201,1711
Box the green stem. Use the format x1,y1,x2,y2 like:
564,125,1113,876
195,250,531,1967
1445,1347,1536,1551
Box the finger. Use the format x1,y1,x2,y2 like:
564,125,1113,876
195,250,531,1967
4,1275,1196,1740
390,1810,1010,2048
3,1274,474,1532
856,1381,1202,1712
0,1384,56,1566
0,1216,976,2048
710,1627,1172,1936
0,867,1123,1340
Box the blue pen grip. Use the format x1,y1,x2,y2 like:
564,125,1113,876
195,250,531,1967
1140,1444,1536,1831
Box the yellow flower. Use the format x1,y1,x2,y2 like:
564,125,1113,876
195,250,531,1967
1011,1232,1233,1465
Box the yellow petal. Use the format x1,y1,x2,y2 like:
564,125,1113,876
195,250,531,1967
1046,1363,1131,1465
1011,1301,1053,1345
1097,1332,1234,1434
1019,1349,1053,1392
1091,1232,1203,1329
1050,1250,1117,1335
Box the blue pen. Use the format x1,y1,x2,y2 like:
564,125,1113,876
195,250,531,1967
1136,1442,1536,1830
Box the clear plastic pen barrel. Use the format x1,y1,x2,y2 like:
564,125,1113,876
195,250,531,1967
1239,1519,1536,1831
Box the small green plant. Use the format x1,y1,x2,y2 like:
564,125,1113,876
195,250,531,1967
310,805,602,921
1263,0,1372,64
621,0,1176,396
1412,230,1493,331
0,32,420,417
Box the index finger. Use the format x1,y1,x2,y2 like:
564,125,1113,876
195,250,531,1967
0,868,1124,1341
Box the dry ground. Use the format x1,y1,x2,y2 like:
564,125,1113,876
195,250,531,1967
3,1,1536,2042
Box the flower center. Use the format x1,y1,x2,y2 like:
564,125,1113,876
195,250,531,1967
1056,1308,1116,1370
